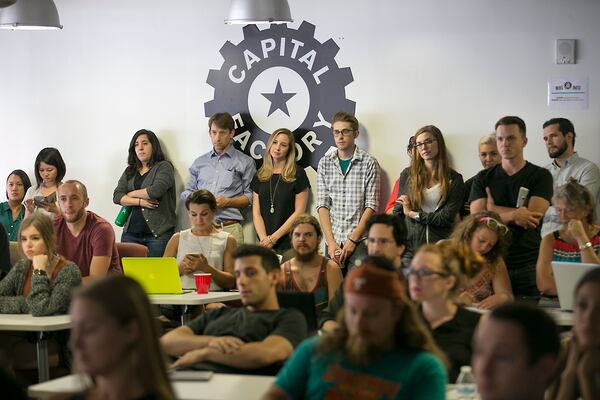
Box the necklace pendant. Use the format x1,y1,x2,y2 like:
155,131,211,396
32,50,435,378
270,205,275,214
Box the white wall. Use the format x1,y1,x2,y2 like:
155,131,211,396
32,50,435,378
1,0,599,237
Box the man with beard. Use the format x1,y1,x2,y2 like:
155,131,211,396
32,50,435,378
278,215,343,319
319,213,407,333
541,118,600,237
54,180,121,281
262,256,447,400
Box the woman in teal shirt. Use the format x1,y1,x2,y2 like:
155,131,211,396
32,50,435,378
0,170,31,241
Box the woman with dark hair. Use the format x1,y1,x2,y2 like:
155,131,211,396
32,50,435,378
251,128,309,258
113,129,176,257
23,147,66,218
393,125,464,265
549,268,600,400
1,169,32,241
69,275,176,399
163,189,236,291
408,241,484,382
451,211,513,309
537,180,600,296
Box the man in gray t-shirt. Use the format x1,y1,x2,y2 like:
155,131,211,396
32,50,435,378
161,245,306,371
541,118,600,237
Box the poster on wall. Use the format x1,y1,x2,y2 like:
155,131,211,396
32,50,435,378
204,21,355,171
547,77,588,110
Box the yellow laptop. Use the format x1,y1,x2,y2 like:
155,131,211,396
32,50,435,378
122,257,188,294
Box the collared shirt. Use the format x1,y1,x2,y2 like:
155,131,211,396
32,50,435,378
0,202,25,241
542,152,600,237
316,146,380,244
181,144,256,222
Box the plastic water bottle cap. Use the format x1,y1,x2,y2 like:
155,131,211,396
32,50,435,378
460,366,472,373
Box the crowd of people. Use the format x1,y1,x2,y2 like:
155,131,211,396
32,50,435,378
0,111,599,399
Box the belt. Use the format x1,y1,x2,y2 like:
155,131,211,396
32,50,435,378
215,220,241,228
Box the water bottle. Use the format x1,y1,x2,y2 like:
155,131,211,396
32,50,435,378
114,206,132,227
456,365,477,399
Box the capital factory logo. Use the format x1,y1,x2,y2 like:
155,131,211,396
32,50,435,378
204,21,355,170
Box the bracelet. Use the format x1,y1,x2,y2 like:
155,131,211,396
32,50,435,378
348,238,360,245
138,198,141,206
579,241,593,251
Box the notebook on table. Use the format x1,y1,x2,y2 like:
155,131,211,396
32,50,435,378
122,257,187,294
551,261,600,310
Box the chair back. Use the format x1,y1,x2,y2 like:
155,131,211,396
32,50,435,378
9,241,20,266
116,242,148,259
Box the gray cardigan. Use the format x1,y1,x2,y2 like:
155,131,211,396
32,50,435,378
113,160,177,237
0,258,82,316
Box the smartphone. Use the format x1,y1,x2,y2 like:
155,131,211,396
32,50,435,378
33,192,57,207
516,187,530,208
33,196,47,207
169,370,214,381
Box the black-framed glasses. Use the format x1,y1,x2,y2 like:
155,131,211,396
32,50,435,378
414,138,437,148
407,268,448,279
479,216,509,235
333,129,355,137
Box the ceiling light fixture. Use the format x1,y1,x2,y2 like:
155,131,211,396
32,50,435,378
0,0,17,8
0,0,63,30
225,0,292,25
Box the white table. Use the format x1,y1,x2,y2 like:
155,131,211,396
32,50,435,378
0,314,71,382
149,291,242,324
28,373,274,400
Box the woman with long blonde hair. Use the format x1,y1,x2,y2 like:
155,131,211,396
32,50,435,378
251,128,310,258
393,125,464,265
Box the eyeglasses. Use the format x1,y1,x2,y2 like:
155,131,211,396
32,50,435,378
407,268,448,279
414,138,437,148
479,217,509,235
332,129,355,137
366,238,395,246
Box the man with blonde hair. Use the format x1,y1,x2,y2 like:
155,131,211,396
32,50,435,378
461,133,501,217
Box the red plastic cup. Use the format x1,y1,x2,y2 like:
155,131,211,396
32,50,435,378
194,273,211,294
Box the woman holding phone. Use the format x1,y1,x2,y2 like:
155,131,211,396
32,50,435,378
23,148,66,218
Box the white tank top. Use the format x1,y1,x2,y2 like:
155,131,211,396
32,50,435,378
177,229,229,291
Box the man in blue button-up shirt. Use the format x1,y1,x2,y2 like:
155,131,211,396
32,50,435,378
181,113,256,244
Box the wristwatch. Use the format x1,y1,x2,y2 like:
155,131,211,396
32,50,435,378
413,212,420,221
33,269,47,276
579,241,593,251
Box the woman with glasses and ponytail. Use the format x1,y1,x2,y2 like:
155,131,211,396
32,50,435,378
537,180,600,296
393,125,464,266
408,241,484,382
450,211,514,309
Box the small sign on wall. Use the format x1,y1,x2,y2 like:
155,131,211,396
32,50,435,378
547,77,588,110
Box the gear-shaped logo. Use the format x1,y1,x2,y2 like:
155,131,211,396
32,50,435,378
205,21,355,171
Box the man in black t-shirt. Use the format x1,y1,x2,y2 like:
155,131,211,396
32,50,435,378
161,245,307,371
470,116,553,297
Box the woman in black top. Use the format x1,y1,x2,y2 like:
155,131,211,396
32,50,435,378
251,128,309,258
393,125,464,265
408,241,484,382
113,129,176,257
